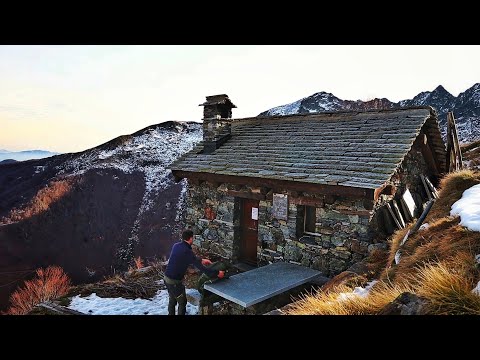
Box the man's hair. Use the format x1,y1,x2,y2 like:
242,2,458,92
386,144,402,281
182,229,194,241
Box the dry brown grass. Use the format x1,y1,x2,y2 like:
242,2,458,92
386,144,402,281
286,281,413,315
287,170,480,315
426,170,480,222
462,141,480,168
320,271,368,294
1,179,75,224
5,266,71,315
415,261,480,315
393,219,480,284
385,226,411,269
364,248,389,278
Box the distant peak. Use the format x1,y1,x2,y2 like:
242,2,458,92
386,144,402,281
312,91,334,97
432,85,451,95
470,83,480,90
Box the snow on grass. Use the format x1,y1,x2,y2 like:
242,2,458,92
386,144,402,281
450,184,480,232
419,223,430,231
472,281,480,296
338,280,378,301
68,288,199,315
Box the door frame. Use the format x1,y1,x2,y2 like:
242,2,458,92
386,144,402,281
238,198,259,265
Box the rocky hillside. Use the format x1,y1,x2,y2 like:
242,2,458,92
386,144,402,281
260,84,480,143
0,121,201,311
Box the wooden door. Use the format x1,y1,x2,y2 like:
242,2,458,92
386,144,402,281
240,198,259,265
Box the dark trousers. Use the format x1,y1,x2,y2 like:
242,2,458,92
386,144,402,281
165,279,187,315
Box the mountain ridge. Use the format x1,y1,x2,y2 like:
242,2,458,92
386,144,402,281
259,83,480,143
0,120,202,310
0,149,59,162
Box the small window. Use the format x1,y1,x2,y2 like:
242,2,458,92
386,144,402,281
304,206,316,234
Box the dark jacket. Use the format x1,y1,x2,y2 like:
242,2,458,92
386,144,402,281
165,241,218,281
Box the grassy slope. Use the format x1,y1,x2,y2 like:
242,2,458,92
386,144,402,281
287,158,480,315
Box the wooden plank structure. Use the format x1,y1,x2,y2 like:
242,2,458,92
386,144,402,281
446,111,463,172
386,202,403,230
34,301,85,315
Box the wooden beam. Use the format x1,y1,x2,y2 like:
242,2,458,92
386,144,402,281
450,113,463,170
423,176,439,199
172,170,373,200
420,174,433,201
418,131,440,176
290,196,325,207
392,200,406,228
446,113,453,173
399,197,413,222
386,202,402,230
337,209,372,216
446,112,463,172
36,301,85,315
374,184,396,202
226,190,265,200
188,177,200,186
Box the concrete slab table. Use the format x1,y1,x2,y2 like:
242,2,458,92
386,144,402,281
204,262,322,307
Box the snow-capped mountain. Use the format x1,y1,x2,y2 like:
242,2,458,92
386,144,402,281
0,121,202,310
0,149,59,162
260,83,480,143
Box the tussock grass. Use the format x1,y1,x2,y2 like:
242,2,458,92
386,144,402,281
392,219,480,284
286,281,413,315
320,272,368,294
415,260,480,315
427,170,480,222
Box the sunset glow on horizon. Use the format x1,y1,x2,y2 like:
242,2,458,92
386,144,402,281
1,45,480,153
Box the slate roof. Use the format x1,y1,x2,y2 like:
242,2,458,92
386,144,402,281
170,107,446,190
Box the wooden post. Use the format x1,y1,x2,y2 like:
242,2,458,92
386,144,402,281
392,201,406,228
386,202,403,230
424,176,439,199
446,112,463,172
420,174,433,200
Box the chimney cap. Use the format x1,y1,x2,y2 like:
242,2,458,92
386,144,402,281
199,94,237,108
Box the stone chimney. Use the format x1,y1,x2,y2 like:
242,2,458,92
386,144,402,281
199,94,236,154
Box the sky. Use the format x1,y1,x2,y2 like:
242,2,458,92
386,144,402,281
1,45,479,153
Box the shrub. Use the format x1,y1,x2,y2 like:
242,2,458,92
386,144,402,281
134,256,144,270
5,266,71,315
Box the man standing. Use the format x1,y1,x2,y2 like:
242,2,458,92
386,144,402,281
164,229,225,315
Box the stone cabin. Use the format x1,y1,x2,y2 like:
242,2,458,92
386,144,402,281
170,94,446,276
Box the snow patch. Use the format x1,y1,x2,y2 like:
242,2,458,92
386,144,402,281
266,99,303,116
419,223,430,231
472,281,480,296
338,280,378,301
68,288,199,315
450,184,480,231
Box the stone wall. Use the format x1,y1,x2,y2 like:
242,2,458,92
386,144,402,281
270,195,374,276
185,182,236,260
186,182,377,277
